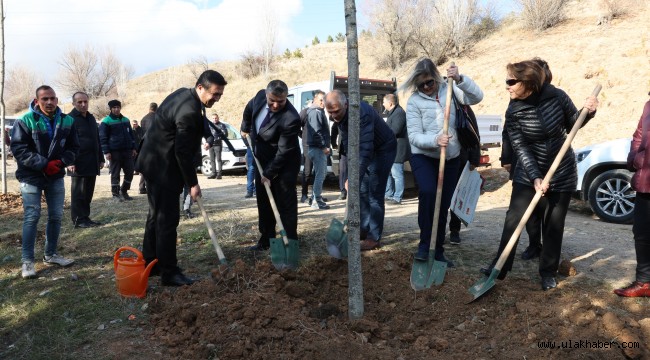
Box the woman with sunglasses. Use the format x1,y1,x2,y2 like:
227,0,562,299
402,58,483,265
481,60,598,291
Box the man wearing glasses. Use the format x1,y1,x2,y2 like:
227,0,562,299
135,70,227,286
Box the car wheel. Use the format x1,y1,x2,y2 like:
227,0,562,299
201,156,214,177
587,169,635,224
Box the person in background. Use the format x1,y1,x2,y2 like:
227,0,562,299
67,92,104,229
480,60,598,291
11,85,79,278
614,92,650,297
306,90,331,210
383,93,409,205
205,113,227,179
99,99,136,202
299,98,314,204
137,102,157,194
241,80,301,251
135,70,228,286
244,146,256,198
402,59,483,265
325,90,396,251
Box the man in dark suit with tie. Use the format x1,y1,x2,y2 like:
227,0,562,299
135,70,227,286
241,80,301,251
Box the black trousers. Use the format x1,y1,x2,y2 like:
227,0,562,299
255,164,299,246
142,180,182,274
634,192,650,283
301,145,312,196
109,150,134,194
338,153,348,192
490,183,571,277
209,145,222,174
70,176,96,223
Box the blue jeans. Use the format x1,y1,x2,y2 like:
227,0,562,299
20,178,65,263
308,147,327,199
360,148,396,242
384,163,404,202
246,148,255,194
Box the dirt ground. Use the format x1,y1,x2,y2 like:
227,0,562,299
2,158,649,359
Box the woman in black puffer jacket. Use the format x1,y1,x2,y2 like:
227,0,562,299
482,60,599,291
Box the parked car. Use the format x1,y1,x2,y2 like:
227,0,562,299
1,117,18,158
574,138,635,223
199,122,247,177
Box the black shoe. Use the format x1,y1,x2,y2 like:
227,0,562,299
207,174,217,179
449,231,461,245
521,246,541,260
414,250,429,262
541,276,557,291
216,173,222,179
121,192,133,201
245,192,254,198
112,194,123,202
183,209,195,219
88,219,102,227
480,266,507,280
139,189,147,194
248,244,269,251
300,194,308,203
161,272,194,286
338,190,347,200
308,197,313,206
435,255,455,268
74,221,94,229
321,196,328,202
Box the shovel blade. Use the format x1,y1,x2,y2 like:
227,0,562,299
410,251,447,291
269,237,299,270
467,268,499,302
325,218,348,259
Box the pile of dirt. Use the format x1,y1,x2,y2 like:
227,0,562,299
148,251,649,359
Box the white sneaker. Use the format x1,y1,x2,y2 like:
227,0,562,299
43,254,75,267
22,262,37,279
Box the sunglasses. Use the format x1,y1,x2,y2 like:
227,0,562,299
505,79,521,86
418,79,436,90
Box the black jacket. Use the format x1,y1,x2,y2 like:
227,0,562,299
68,108,102,177
306,106,330,149
135,87,206,191
206,121,227,147
241,89,301,180
140,112,155,133
385,105,410,163
506,83,594,192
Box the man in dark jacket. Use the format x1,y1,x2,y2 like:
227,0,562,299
325,89,397,251
137,103,157,194
135,70,227,286
11,85,79,279
205,113,227,179
306,90,330,210
99,99,136,201
382,94,409,205
67,92,104,228
241,80,301,251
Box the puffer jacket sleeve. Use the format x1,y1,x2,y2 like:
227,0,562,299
406,96,438,150
506,113,543,181
10,120,48,171
453,75,484,106
557,88,594,131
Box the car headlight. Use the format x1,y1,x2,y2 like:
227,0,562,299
575,150,591,163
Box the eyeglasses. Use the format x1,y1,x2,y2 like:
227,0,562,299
418,79,436,91
505,79,521,86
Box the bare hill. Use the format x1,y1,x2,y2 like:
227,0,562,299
121,0,649,148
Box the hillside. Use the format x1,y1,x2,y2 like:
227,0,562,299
121,0,650,149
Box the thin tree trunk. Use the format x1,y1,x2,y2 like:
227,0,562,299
344,0,363,320
1,0,6,195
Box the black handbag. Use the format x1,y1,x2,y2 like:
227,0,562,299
451,91,480,149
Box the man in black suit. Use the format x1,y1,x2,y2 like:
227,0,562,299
241,80,301,251
135,70,227,286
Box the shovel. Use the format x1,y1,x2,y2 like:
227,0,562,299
196,196,229,273
325,197,349,259
410,64,455,291
244,134,299,270
468,84,602,302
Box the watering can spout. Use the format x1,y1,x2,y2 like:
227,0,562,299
141,259,158,285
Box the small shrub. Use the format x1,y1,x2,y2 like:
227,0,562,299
283,48,292,59
335,32,346,42
312,36,320,45
597,0,631,25
517,0,569,31
236,52,266,79
292,49,303,58
327,35,334,43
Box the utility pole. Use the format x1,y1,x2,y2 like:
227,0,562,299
343,0,363,320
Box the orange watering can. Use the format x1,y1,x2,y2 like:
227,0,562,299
113,246,158,298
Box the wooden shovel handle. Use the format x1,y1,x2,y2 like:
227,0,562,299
428,62,455,251
494,84,602,271
245,134,289,246
196,196,227,263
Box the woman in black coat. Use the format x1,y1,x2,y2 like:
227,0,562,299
481,60,598,291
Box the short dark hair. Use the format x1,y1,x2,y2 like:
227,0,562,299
149,102,158,111
313,89,325,98
506,60,546,95
72,91,89,102
35,85,54,98
195,70,228,88
265,80,289,97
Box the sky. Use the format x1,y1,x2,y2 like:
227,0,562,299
4,0,517,83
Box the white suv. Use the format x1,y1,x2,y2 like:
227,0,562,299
574,138,635,223
200,122,247,176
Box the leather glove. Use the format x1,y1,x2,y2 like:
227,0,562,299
44,160,64,176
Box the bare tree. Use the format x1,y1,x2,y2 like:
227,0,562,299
517,0,569,31
435,0,479,57
258,0,277,76
57,45,132,99
5,66,40,114
344,0,364,320
187,55,209,79
1,0,6,194
368,0,417,70
409,0,452,65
